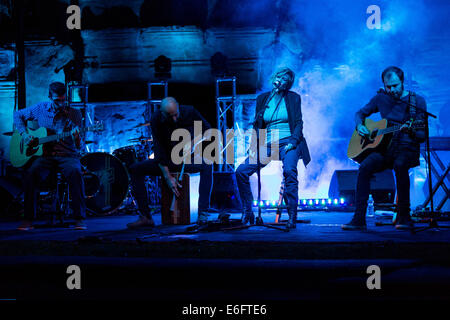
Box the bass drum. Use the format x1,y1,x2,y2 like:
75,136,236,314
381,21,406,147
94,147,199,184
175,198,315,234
80,152,129,215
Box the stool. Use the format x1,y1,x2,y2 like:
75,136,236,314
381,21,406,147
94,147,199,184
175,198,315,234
38,171,70,225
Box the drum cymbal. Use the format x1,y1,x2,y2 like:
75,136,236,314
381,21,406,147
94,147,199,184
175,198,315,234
134,122,151,128
2,131,13,136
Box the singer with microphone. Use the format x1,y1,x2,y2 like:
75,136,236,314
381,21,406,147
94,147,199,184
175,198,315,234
235,67,310,229
342,66,427,231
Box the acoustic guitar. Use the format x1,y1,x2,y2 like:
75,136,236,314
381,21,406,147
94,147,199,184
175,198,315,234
347,118,425,163
10,122,103,168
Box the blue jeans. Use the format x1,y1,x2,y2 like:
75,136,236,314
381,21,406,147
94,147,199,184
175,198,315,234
129,159,213,217
236,137,302,215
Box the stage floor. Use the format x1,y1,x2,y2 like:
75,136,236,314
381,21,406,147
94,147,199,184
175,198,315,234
1,210,450,301
1,210,449,244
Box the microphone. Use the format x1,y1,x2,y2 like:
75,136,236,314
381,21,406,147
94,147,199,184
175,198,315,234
273,80,281,92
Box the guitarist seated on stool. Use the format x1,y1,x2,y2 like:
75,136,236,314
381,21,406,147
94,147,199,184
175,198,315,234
126,97,213,228
342,66,427,231
13,82,87,231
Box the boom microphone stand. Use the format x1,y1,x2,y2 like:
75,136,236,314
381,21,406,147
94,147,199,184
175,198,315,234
225,86,288,232
380,91,449,232
414,114,450,232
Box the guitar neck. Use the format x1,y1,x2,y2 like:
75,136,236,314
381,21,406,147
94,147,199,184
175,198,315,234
378,124,402,136
376,122,424,137
38,126,91,145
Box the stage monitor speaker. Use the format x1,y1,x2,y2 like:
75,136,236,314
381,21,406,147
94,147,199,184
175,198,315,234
210,172,242,211
328,169,395,205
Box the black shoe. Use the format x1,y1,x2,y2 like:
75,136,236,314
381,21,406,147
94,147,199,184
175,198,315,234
286,212,297,229
342,216,366,230
217,212,230,222
127,216,155,229
197,211,210,225
74,220,87,230
242,209,255,225
395,215,414,230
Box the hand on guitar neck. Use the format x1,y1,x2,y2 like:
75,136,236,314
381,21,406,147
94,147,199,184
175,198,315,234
399,119,415,134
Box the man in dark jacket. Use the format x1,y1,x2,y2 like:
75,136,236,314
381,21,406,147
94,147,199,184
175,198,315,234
236,67,310,229
342,66,427,231
127,97,213,228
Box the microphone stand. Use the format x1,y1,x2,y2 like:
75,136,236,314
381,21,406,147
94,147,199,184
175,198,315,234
380,91,448,232
225,88,288,232
413,114,450,233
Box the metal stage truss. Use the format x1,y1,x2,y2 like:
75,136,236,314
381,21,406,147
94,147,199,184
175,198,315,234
215,77,237,172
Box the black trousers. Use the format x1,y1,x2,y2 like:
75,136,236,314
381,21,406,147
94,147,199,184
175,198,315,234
23,156,86,220
355,150,412,217
129,159,213,217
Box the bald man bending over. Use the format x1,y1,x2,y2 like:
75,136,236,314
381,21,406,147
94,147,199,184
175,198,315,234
127,97,213,228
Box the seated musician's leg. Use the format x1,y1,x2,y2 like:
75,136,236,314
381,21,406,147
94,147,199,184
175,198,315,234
127,159,161,228
393,155,414,229
281,145,301,229
18,157,52,230
235,160,259,224
342,152,387,230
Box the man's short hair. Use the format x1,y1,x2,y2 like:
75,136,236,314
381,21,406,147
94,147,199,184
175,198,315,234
381,66,404,84
270,67,295,90
49,82,66,96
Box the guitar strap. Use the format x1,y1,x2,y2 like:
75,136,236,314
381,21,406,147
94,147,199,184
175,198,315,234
408,91,417,120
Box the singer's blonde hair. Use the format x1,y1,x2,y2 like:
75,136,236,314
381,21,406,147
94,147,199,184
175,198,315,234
270,67,295,90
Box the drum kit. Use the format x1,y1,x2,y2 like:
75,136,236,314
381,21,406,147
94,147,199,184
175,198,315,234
80,132,153,215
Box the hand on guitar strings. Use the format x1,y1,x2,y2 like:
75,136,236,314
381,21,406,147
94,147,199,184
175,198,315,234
21,132,33,145
357,124,370,137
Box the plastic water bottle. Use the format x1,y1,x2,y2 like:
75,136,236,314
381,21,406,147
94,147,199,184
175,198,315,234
367,194,374,217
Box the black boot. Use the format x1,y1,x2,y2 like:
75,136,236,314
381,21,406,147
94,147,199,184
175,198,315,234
241,208,255,225
395,207,414,230
342,209,366,230
286,210,297,229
